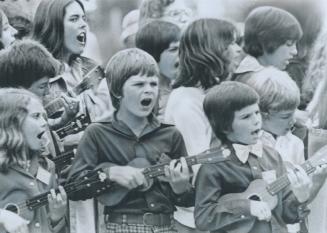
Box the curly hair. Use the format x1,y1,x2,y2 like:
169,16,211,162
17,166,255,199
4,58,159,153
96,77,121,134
173,18,237,90
0,88,41,172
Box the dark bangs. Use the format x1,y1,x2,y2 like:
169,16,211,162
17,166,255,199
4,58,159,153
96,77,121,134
203,81,259,142
105,48,159,109
136,20,180,62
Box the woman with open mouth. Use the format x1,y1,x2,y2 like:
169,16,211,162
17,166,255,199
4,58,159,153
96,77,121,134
32,1,113,233
0,88,67,233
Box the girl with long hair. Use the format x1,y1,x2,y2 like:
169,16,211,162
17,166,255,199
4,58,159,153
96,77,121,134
0,88,67,233
164,18,243,233
32,1,112,232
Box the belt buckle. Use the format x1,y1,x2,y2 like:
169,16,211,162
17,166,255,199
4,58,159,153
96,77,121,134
143,212,154,226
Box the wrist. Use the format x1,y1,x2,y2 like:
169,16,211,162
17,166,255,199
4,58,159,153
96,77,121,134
49,214,63,225
172,182,192,194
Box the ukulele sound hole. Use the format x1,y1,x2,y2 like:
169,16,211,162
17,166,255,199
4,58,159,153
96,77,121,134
4,203,19,214
249,195,261,201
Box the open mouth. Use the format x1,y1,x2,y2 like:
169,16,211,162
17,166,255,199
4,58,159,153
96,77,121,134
37,131,45,139
140,98,152,107
251,129,261,135
77,32,86,44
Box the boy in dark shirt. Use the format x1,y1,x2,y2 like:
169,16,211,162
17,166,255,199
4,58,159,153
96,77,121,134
68,48,194,233
194,81,312,233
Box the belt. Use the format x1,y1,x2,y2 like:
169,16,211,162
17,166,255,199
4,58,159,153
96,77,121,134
105,212,172,226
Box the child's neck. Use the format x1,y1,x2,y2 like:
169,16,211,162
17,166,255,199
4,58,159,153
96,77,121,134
263,129,279,139
117,110,149,137
159,74,172,90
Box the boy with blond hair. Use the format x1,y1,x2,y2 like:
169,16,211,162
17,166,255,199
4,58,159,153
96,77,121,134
245,66,327,233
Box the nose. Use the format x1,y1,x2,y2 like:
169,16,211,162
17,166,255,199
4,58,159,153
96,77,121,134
234,43,243,54
144,83,153,93
10,25,17,37
44,84,50,96
290,44,297,56
80,17,88,29
253,112,262,126
40,115,48,128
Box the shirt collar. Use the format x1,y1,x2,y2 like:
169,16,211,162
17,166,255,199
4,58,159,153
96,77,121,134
232,141,263,163
234,55,264,74
112,113,161,138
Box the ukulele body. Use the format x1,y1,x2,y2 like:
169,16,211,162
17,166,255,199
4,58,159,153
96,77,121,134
219,179,278,210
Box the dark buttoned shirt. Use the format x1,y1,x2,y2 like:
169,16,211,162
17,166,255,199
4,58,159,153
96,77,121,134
68,115,194,214
195,143,304,233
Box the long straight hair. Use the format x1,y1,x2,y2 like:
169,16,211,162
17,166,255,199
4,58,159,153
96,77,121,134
32,0,85,61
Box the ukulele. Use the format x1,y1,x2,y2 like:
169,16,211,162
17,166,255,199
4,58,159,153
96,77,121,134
217,145,327,233
93,147,232,206
55,114,91,139
45,65,104,117
50,149,76,172
3,169,110,217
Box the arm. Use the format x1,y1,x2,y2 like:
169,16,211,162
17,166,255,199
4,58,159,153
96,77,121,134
194,164,253,232
67,124,147,202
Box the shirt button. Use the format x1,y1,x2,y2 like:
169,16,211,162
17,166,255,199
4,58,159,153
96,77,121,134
241,215,245,219
253,166,257,170
150,203,155,208
35,222,40,227
29,182,35,186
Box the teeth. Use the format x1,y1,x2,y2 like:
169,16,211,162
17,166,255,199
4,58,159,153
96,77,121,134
77,32,86,43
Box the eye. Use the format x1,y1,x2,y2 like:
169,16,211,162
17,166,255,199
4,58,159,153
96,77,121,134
32,113,41,119
241,114,250,119
150,81,158,87
134,82,144,87
70,16,79,22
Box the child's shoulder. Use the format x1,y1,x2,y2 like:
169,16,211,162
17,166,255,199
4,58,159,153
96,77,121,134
158,122,183,135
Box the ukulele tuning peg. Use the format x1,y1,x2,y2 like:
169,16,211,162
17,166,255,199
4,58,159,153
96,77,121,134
99,172,107,182
222,149,231,157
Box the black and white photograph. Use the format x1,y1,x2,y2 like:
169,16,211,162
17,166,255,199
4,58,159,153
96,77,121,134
0,0,327,232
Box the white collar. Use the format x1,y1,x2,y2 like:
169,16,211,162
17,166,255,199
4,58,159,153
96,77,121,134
232,141,263,163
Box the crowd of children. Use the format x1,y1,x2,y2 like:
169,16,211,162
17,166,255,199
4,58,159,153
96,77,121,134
0,0,327,233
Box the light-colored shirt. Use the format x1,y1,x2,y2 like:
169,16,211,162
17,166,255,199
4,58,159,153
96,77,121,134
164,86,213,228
260,131,305,167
